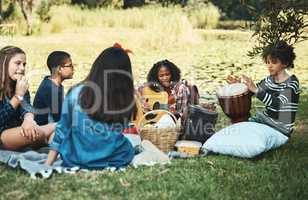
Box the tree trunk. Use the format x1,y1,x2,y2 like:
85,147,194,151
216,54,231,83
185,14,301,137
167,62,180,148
18,0,34,35
0,0,3,22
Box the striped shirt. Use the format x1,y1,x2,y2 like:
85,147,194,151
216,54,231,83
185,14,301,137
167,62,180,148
254,75,300,135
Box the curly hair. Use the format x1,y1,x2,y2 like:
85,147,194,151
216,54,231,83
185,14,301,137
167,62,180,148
147,59,181,92
262,40,296,69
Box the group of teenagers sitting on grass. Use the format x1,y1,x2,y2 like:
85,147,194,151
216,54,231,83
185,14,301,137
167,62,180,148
0,40,300,169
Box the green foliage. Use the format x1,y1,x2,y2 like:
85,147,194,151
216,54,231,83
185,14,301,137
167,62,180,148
108,0,123,8
0,1,24,22
51,0,71,5
211,0,263,20
185,1,221,29
71,0,123,8
40,0,71,6
149,0,188,7
36,0,51,22
247,0,308,57
36,0,72,23
45,5,200,49
0,1,15,21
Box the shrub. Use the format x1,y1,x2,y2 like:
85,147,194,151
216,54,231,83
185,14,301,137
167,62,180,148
186,1,221,29
141,7,200,49
71,0,123,8
36,0,51,22
51,0,71,5
47,5,200,48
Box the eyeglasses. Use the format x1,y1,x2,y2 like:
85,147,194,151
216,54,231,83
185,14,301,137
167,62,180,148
61,63,74,68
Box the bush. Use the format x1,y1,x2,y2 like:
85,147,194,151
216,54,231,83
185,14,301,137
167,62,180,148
141,6,200,49
48,5,192,30
48,5,130,30
0,1,15,21
147,0,187,7
51,0,71,5
71,0,123,8
36,0,51,22
0,1,26,35
186,1,221,29
46,5,200,48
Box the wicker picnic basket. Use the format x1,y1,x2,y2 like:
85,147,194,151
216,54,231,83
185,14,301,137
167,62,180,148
137,110,181,153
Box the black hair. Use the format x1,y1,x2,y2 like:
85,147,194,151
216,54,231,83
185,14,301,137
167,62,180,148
78,47,135,124
0,46,25,100
46,51,71,74
147,59,181,92
262,40,296,69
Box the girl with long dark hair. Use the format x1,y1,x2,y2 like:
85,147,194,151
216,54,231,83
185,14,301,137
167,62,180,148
45,46,135,168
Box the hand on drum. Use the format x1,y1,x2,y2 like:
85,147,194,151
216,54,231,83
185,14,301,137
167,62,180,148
241,75,257,93
227,74,241,84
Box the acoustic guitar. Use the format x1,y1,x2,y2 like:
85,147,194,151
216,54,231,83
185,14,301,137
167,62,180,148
139,86,169,111
132,86,172,127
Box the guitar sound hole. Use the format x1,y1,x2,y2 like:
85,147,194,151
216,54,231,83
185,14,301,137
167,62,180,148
145,113,158,120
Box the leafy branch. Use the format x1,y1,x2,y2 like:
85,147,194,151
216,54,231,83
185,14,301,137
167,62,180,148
243,0,308,57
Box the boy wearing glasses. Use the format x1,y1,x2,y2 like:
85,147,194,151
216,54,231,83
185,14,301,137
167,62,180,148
33,51,74,125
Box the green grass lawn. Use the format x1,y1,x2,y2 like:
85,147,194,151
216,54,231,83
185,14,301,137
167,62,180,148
0,29,307,200
0,93,307,200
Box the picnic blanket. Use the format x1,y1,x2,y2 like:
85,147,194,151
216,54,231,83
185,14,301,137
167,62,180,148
0,149,80,179
0,140,172,179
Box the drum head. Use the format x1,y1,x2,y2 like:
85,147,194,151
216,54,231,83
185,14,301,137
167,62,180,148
217,83,248,97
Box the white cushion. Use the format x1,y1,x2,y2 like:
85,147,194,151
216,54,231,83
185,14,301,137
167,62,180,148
202,122,288,158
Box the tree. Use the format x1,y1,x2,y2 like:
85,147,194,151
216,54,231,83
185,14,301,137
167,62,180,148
0,1,2,20
243,0,308,57
18,0,35,35
211,0,263,20
0,0,16,24
0,0,3,23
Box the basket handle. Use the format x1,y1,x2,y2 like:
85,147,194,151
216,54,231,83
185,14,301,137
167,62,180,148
136,109,178,132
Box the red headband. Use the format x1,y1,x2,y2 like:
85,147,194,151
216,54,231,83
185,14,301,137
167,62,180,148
113,42,133,55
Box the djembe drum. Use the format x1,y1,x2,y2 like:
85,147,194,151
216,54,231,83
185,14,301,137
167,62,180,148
216,83,252,123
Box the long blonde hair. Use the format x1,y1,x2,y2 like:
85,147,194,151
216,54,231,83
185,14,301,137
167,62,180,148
0,46,25,100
